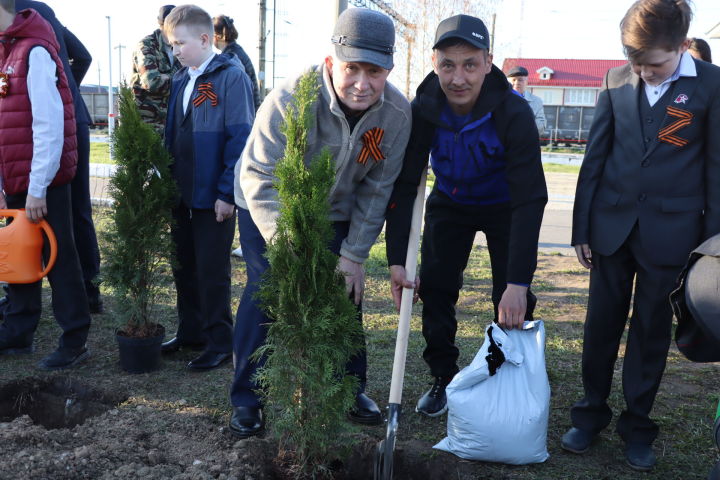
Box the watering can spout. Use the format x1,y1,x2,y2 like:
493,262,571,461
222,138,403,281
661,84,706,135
0,209,57,284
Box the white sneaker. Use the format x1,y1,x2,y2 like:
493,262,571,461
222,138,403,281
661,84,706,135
231,247,243,258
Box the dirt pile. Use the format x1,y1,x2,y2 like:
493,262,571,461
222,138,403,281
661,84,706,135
0,401,277,479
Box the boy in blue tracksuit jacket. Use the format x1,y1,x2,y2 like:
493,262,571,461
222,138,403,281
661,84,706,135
163,5,254,370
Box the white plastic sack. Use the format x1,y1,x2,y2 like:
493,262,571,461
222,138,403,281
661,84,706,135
434,320,550,465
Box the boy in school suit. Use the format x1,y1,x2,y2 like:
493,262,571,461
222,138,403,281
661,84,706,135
162,4,254,370
562,0,720,471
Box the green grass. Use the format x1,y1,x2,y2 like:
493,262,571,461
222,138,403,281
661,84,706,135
1,211,718,479
89,142,112,164
542,145,585,154
543,162,581,174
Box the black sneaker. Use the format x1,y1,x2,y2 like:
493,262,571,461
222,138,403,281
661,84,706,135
416,376,452,417
37,347,90,371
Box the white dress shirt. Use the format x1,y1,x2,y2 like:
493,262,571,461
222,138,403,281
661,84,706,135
182,53,215,114
644,51,697,107
25,46,64,199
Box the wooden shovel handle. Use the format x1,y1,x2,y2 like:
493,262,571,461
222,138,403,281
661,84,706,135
388,169,427,405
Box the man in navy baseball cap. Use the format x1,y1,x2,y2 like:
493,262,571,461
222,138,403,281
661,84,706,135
385,13,547,417
433,14,490,50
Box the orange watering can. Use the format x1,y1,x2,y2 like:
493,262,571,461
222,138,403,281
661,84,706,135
0,209,57,284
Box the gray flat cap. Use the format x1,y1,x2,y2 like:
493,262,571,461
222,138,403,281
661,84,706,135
331,8,395,70
507,66,529,77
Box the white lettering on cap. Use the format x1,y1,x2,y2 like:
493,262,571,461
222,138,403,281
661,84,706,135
472,32,484,39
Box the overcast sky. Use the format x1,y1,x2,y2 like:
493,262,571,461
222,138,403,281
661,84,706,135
47,0,720,89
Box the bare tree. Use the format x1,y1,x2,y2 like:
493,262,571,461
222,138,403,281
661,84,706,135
361,0,503,98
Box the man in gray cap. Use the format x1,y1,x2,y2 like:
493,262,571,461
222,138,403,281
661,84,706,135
229,7,411,438
385,14,547,417
129,5,181,136
506,66,546,136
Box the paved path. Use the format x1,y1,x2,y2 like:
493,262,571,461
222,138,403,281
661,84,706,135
473,171,577,256
90,169,579,255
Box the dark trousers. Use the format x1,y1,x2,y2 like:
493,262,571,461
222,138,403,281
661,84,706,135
71,122,101,300
231,207,367,408
0,184,90,350
418,189,536,378
171,204,234,353
570,224,681,444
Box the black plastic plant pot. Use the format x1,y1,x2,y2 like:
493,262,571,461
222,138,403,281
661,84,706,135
116,325,165,374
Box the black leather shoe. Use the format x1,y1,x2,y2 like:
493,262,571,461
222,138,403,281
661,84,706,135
348,392,382,425
161,337,206,354
187,350,231,370
561,427,596,454
625,442,656,471
229,406,264,438
416,376,452,417
88,296,104,314
0,294,9,320
0,336,34,355
38,347,90,370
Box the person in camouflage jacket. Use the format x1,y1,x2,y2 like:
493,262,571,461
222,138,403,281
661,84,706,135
130,5,180,135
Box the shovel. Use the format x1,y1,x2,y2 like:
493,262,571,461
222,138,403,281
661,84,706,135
374,169,427,480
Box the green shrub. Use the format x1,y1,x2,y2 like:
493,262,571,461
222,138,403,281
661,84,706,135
254,71,362,477
102,86,176,336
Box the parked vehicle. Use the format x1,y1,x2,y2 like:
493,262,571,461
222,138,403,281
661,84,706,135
542,105,595,145
79,85,118,128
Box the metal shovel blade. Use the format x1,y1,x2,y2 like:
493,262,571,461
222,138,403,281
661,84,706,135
374,403,400,480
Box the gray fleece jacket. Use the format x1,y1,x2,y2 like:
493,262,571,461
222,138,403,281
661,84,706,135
236,63,412,263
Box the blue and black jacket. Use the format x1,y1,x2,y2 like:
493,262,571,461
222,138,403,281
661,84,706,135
165,53,254,210
385,64,548,285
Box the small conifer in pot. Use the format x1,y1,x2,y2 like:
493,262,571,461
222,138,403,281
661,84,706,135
103,85,176,345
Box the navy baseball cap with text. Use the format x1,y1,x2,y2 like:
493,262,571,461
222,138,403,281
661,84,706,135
433,14,490,50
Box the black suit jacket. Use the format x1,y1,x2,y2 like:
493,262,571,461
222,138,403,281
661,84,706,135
572,58,720,266
17,0,91,124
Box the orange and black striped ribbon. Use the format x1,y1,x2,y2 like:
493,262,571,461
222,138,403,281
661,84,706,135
658,106,693,147
0,72,8,98
193,82,218,107
357,127,385,165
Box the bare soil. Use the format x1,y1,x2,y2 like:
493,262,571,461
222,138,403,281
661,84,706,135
1,190,719,478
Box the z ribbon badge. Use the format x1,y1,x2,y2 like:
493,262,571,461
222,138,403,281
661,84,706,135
193,82,218,107
0,72,8,98
658,106,693,147
357,127,385,165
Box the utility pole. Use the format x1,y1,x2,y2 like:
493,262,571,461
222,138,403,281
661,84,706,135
335,0,347,19
271,0,276,88
106,16,114,147
114,44,126,84
490,13,496,53
97,62,101,93
258,0,267,99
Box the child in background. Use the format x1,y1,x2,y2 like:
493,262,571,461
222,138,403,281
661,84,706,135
161,4,254,370
0,0,92,370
